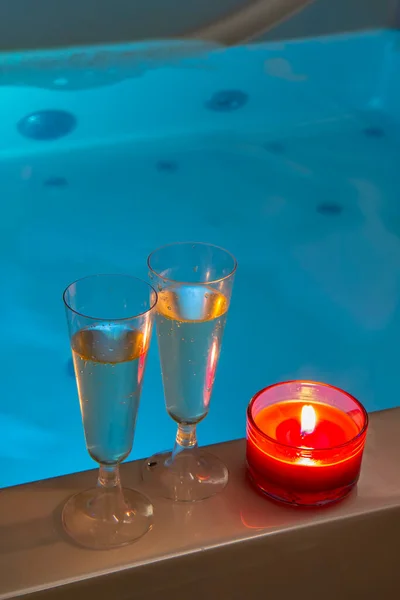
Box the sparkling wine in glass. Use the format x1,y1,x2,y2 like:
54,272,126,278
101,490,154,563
142,243,236,501
63,274,157,549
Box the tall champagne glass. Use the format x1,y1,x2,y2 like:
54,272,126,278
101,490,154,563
63,274,157,549
143,243,237,501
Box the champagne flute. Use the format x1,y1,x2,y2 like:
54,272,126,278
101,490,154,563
63,274,157,549
143,243,237,501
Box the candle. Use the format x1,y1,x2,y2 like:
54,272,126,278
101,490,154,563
246,381,368,507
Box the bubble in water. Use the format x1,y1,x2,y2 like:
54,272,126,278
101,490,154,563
44,176,68,188
156,159,179,173
316,202,343,216
205,89,248,112
363,126,385,138
193,266,198,272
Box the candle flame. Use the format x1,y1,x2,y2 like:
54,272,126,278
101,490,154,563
301,404,316,435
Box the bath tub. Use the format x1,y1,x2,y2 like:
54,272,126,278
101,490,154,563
1,28,400,491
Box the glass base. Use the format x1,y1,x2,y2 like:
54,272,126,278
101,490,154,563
142,448,229,502
62,487,153,549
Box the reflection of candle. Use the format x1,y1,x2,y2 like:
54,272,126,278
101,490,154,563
246,381,368,507
205,338,218,408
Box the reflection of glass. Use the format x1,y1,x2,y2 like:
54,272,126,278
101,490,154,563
63,274,157,549
143,243,237,501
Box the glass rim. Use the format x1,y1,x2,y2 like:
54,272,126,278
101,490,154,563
147,241,237,285
247,380,369,453
63,273,158,321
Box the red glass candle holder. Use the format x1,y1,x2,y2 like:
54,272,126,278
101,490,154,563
246,381,369,507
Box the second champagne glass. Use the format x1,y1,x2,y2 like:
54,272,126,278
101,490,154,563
143,242,237,501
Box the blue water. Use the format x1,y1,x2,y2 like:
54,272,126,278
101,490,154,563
1,29,400,488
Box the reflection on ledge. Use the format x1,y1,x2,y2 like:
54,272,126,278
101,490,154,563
0,407,400,599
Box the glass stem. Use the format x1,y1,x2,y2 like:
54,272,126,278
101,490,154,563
172,424,198,459
97,463,122,490
93,464,127,520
